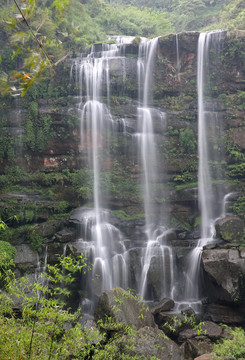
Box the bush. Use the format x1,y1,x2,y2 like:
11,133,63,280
179,128,196,153
213,327,245,360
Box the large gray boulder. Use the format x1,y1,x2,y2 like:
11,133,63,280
14,244,38,268
202,248,245,303
215,215,245,243
121,326,182,360
94,287,155,330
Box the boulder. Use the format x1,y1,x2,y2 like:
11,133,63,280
94,287,155,330
202,248,245,303
181,339,212,360
151,298,175,315
215,215,245,243
204,304,244,324
55,229,76,243
121,326,183,360
14,244,38,268
155,312,186,338
179,321,224,342
35,221,63,238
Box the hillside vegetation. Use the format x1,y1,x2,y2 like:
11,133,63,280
0,0,244,96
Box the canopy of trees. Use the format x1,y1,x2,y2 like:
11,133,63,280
0,0,244,96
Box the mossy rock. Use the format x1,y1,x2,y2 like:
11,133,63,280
215,215,245,243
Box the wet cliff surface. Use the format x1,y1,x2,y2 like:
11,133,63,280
1,31,245,321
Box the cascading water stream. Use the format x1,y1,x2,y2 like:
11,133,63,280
175,34,180,81
35,246,48,300
72,38,133,303
184,30,225,304
137,38,175,300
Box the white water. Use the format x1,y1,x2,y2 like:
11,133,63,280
184,31,225,303
35,246,48,300
136,38,175,300
175,34,180,81
73,38,134,299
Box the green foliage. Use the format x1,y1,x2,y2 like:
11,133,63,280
24,101,53,152
231,196,245,214
112,209,145,221
164,313,207,336
213,327,245,360
179,128,196,153
26,225,48,253
96,4,173,37
0,253,91,360
227,163,245,179
0,241,16,289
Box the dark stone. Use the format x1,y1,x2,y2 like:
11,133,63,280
204,304,244,324
55,229,76,243
202,249,245,303
182,339,212,360
35,221,63,238
151,298,175,315
179,321,224,342
181,307,196,318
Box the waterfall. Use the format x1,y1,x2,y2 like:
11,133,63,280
73,38,132,300
175,34,180,81
184,30,225,304
35,246,48,300
136,38,175,300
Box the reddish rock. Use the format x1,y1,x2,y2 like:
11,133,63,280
194,355,212,360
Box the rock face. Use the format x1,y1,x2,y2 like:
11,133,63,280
122,326,183,360
215,216,245,243
14,244,38,268
202,249,245,303
1,31,245,320
204,304,244,324
94,287,155,330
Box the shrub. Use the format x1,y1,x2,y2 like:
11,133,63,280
213,327,245,360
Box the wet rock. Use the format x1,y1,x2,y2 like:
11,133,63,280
232,126,245,149
202,248,245,303
240,247,245,258
215,215,245,243
151,298,175,315
155,312,186,338
181,307,196,318
147,255,172,300
127,247,143,288
94,287,155,330
204,304,244,324
122,326,183,360
35,221,63,238
55,229,76,243
181,338,212,360
46,242,66,263
179,321,224,342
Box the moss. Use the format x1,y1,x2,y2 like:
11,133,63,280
112,210,144,221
